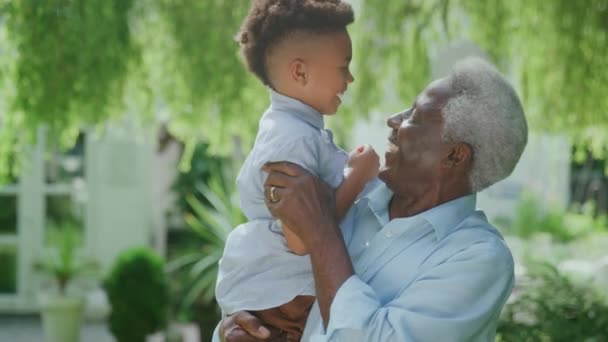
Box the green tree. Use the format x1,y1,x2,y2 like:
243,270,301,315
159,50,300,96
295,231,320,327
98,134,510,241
0,0,264,181
351,0,608,158
0,0,606,182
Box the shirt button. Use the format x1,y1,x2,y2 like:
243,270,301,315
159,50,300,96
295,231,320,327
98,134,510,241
364,241,370,248
386,231,393,238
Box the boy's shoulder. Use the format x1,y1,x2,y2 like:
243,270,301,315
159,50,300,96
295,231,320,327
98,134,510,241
257,107,323,142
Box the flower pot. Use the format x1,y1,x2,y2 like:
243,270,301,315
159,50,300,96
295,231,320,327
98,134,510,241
39,293,85,342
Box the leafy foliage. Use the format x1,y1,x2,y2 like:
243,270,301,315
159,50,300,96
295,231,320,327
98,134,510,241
498,193,608,242
167,166,244,312
497,263,608,341
0,0,606,181
1,0,137,144
150,0,266,152
166,160,245,341
170,142,228,217
352,0,608,158
104,247,170,342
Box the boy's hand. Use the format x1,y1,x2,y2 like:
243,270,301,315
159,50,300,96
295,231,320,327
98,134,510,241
347,144,380,182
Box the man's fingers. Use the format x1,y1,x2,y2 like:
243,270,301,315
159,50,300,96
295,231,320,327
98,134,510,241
263,170,292,188
264,185,285,204
225,327,265,342
234,311,271,339
262,161,302,177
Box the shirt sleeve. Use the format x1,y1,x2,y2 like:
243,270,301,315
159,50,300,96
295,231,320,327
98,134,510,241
254,135,320,179
310,240,514,342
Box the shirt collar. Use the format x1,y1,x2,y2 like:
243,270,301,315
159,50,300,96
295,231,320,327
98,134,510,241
268,88,324,129
362,183,477,240
418,194,477,240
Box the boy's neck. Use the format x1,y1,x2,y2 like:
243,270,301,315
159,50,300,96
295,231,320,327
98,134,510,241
272,86,318,113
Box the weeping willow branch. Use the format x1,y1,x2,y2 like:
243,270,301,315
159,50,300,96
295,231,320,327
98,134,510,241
348,0,608,158
0,0,606,183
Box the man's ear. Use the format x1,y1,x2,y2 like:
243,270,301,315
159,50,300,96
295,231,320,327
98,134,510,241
442,143,472,168
290,58,307,85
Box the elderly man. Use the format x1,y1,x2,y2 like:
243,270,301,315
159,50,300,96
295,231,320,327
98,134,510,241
217,57,528,341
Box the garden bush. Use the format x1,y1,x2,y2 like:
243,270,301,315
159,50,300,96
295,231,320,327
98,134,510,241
104,247,169,342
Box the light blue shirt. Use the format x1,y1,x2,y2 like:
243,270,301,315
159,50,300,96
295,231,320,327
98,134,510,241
302,183,514,341
215,89,349,314
236,89,348,221
213,182,514,341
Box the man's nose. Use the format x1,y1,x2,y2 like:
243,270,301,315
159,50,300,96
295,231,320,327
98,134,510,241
347,70,355,83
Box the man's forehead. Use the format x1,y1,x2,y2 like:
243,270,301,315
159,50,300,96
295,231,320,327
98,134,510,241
417,78,452,109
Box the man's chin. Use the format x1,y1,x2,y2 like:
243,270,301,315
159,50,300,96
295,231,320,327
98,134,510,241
378,166,391,183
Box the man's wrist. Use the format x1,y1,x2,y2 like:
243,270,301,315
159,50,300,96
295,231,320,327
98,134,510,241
307,221,354,326
302,218,341,249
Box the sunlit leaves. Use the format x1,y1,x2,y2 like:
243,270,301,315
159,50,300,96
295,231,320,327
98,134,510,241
350,0,608,158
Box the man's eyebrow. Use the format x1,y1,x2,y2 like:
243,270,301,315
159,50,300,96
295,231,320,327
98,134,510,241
411,97,419,110
345,55,352,62
402,107,414,119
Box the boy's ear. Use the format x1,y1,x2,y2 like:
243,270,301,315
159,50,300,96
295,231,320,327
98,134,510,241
290,58,307,85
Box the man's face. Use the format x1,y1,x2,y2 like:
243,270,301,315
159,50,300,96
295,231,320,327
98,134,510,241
304,30,354,114
379,78,455,194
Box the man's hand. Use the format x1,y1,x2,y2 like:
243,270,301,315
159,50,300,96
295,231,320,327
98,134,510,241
220,311,272,342
263,162,338,246
347,144,380,182
262,162,354,327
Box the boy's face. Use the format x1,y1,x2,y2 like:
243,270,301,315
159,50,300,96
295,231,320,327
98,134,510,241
302,30,354,115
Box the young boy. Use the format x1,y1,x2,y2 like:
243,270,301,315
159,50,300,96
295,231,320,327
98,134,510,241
216,1,379,340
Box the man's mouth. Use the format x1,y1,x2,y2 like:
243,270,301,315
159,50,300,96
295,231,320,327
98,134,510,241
387,136,398,153
336,91,346,103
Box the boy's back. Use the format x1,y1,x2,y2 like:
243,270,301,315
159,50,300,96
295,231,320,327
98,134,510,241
237,89,347,222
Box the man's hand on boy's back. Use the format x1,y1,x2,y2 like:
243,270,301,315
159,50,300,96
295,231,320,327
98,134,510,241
221,311,272,342
347,144,380,182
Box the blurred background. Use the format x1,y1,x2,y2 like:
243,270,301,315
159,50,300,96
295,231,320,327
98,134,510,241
0,0,606,341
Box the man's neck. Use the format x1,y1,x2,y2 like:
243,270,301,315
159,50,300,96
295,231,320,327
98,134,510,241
388,182,471,220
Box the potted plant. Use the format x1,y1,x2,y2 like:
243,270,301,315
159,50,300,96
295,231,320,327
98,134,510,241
34,223,98,342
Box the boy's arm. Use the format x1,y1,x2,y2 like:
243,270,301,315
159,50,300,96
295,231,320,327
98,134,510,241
336,145,379,221
284,145,378,255
284,227,308,255
335,171,369,221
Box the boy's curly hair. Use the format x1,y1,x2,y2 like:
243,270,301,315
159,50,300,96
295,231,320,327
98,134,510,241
236,0,354,87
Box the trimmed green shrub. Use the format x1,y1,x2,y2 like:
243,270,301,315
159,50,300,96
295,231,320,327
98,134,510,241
104,247,169,342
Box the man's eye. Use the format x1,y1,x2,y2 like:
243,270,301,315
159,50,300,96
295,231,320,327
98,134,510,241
404,109,414,120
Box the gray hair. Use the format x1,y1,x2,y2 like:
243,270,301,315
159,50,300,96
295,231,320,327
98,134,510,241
442,57,528,192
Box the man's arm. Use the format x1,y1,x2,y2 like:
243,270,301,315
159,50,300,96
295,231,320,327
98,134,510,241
263,162,356,325
311,240,514,341
284,145,379,255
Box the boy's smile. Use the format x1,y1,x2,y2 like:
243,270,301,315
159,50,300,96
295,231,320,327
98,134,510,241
267,29,354,115
300,29,354,115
